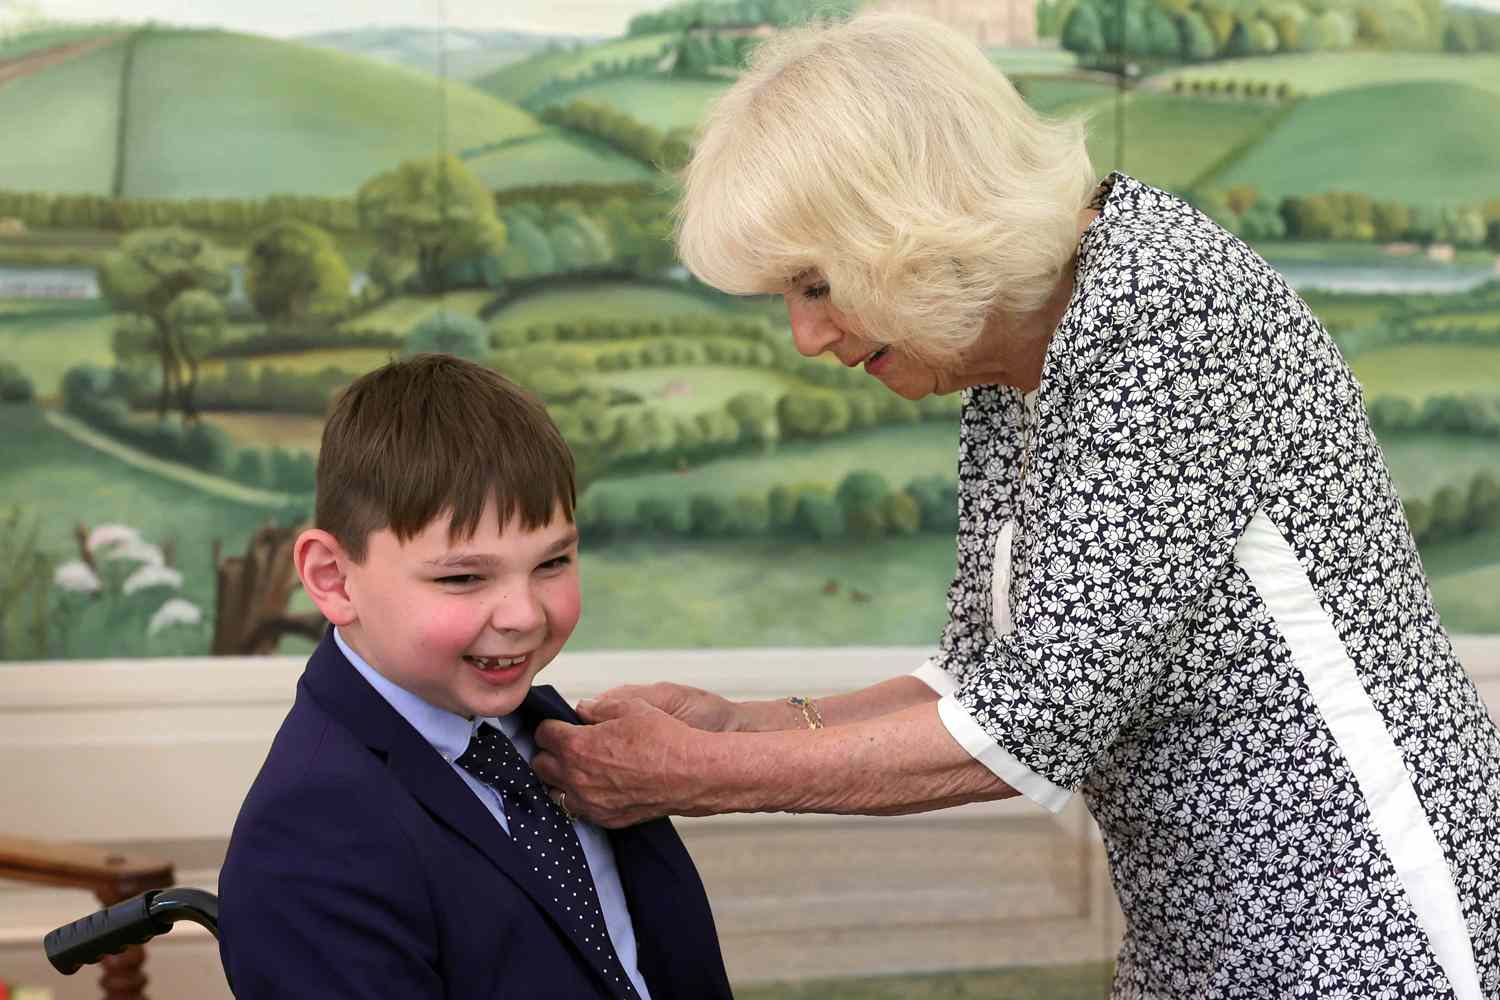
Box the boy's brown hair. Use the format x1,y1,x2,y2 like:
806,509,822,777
316,353,575,562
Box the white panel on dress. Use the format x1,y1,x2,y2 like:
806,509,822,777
1236,511,1482,1000
991,520,1017,636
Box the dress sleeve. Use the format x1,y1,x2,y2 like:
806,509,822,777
943,263,1288,810
916,385,1027,695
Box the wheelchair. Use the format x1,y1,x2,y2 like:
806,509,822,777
43,886,219,976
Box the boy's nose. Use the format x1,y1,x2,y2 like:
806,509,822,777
490,588,545,634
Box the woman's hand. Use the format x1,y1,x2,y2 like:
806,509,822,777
578,682,743,733
533,698,710,829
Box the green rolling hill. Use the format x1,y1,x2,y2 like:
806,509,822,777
534,74,731,132
465,129,655,189
0,27,545,198
1157,51,1500,100
474,33,676,104
1084,91,1288,192
1210,80,1500,202
0,33,126,195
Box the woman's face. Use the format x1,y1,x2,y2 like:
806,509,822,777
782,272,945,400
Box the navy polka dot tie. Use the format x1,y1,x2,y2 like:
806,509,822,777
454,723,639,999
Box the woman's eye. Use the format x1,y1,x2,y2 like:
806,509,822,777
803,284,830,300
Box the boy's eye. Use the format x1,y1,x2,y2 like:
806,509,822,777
539,555,573,571
436,574,483,585
802,283,830,301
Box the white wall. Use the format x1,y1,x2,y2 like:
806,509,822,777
3,639,1497,997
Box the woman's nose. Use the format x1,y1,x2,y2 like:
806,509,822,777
786,297,841,358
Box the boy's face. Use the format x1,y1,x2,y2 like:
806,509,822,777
339,499,581,720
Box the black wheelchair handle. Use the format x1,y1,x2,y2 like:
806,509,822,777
44,886,219,975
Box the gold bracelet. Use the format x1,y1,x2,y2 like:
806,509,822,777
787,695,824,730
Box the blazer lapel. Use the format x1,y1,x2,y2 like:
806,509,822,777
523,686,736,999
300,635,625,991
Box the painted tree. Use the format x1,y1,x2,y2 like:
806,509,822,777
402,311,490,361
1144,5,1184,55
98,227,230,421
246,220,351,325
164,289,227,420
356,155,507,293
1061,3,1106,54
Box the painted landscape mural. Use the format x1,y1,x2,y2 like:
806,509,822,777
1,0,1497,661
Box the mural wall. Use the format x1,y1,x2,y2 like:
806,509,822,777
1,0,1497,661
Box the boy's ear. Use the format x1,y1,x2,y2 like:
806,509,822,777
294,529,358,627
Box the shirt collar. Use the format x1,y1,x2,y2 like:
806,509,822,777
334,627,521,759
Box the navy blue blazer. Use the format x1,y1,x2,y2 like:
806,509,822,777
219,632,734,999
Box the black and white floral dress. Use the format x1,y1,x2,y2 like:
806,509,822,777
914,173,1500,998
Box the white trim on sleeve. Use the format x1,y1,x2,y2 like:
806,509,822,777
911,658,960,697
937,693,1072,814
1236,511,1482,1000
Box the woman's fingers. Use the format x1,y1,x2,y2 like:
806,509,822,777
579,682,737,732
533,704,694,828
576,685,657,721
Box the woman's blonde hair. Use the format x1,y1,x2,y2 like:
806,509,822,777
675,11,1096,366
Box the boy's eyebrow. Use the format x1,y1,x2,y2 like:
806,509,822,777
547,530,581,554
423,531,579,569
423,553,500,569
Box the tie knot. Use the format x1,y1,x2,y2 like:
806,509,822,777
454,723,529,791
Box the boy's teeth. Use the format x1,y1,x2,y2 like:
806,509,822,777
466,655,526,669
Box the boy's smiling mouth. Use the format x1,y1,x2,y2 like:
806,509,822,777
464,654,528,671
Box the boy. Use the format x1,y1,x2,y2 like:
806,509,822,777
218,354,734,999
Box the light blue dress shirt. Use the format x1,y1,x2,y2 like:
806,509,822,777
334,628,653,999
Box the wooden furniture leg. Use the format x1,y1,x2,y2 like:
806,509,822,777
0,835,174,1000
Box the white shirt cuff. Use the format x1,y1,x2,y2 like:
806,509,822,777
935,693,1073,814
911,658,959,697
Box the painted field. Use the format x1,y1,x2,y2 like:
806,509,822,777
535,74,730,132
1086,92,1287,192
465,129,654,189
490,281,732,327
570,532,957,649
119,30,541,198
1423,527,1500,635
1260,241,1496,266
1016,77,1115,114
474,33,676,104
205,411,327,451
1299,289,1409,333
989,46,1081,74
0,36,126,194
1159,52,1500,100
1213,81,1500,203
0,301,116,397
198,347,393,378
343,291,498,334
594,365,814,417
1381,433,1500,497
584,422,959,507
1349,342,1500,402
0,403,271,657
507,334,751,366
0,25,119,61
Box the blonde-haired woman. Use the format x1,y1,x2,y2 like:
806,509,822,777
536,12,1500,997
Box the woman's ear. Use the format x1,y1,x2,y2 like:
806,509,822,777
294,529,358,627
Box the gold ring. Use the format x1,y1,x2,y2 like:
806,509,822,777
555,789,574,821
